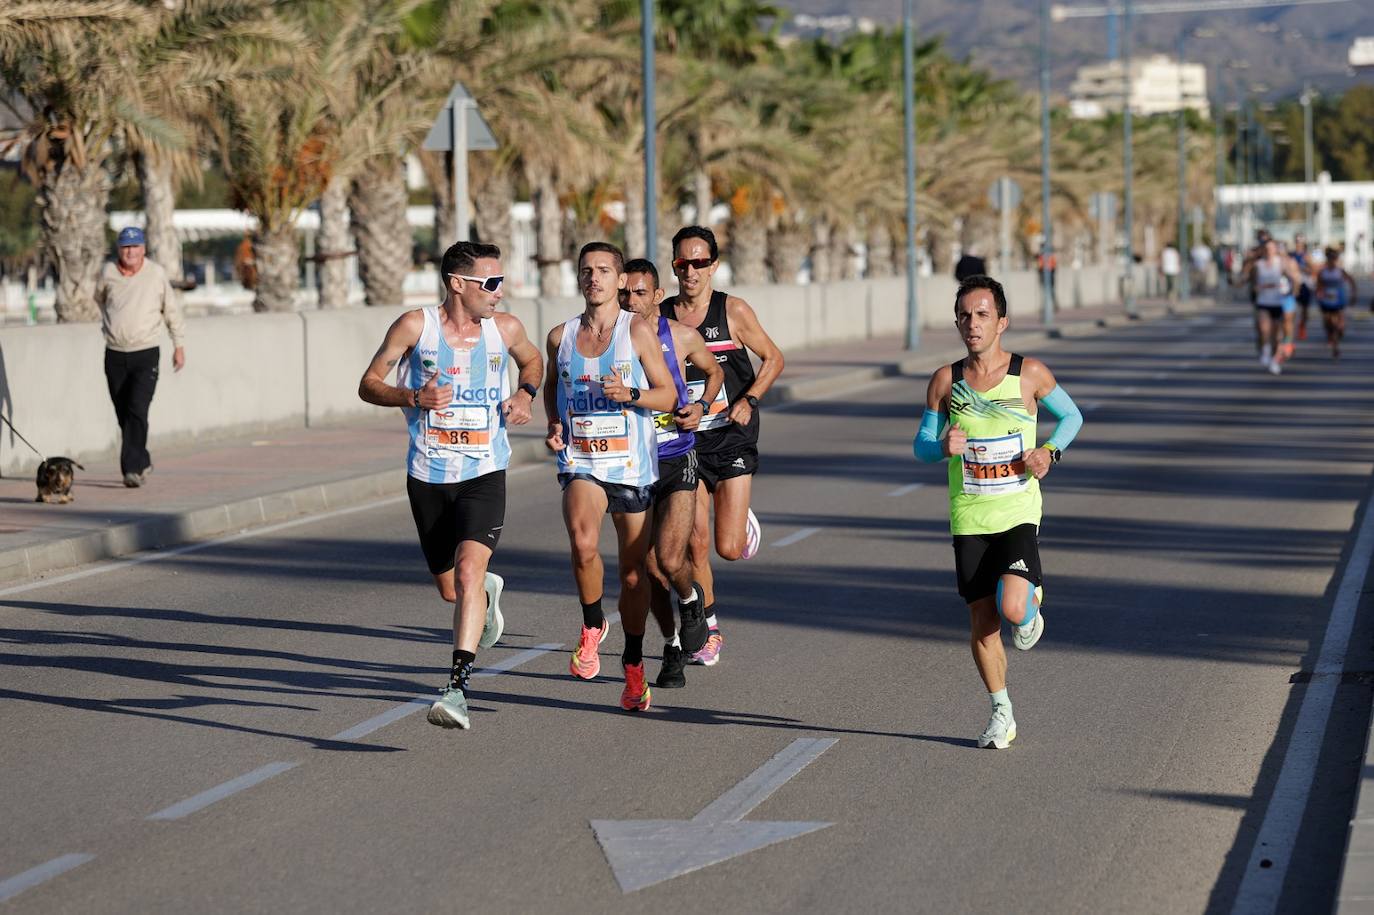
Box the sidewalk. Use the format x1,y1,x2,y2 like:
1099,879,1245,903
0,296,1198,586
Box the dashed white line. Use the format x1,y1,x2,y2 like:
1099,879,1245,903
0,854,95,904
772,527,821,548
887,482,926,497
147,762,299,821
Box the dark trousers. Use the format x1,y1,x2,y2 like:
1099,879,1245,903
104,347,159,475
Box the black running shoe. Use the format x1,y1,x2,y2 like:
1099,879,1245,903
678,582,708,655
656,644,687,688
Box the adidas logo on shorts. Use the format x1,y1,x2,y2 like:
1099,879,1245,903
731,457,746,470
1008,559,1029,572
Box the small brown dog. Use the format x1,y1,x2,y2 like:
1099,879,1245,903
35,457,84,504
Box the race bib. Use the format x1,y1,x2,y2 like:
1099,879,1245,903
571,411,630,461
687,380,730,431
653,409,682,445
426,404,491,458
961,432,1028,496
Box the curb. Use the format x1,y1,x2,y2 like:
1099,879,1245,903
0,300,1203,587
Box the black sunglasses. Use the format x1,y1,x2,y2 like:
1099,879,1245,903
672,257,714,272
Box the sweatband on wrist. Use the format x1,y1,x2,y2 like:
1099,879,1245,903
1039,385,1082,451
913,408,947,463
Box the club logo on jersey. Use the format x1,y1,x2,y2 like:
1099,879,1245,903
489,355,504,372
704,326,720,339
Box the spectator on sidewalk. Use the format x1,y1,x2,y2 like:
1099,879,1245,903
954,246,987,282
1161,242,1181,303
96,226,186,488
1190,240,1212,293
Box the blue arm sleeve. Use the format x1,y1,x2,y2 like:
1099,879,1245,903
913,408,947,463
1039,385,1082,451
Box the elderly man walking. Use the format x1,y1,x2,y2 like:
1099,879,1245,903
96,226,186,488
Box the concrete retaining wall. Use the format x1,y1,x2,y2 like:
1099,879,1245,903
0,265,1131,476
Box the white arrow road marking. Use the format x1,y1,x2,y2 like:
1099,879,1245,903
0,854,95,904
591,737,838,893
887,482,926,497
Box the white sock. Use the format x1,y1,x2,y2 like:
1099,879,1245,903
989,688,1012,710
667,633,681,649
705,614,719,629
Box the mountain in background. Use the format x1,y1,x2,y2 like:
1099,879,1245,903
777,0,1373,101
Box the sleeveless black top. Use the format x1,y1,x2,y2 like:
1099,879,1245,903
661,289,759,454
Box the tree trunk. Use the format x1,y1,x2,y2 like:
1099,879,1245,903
317,174,352,309
866,224,894,278
532,169,564,297
41,161,110,322
833,224,859,280
350,159,411,307
693,167,712,226
473,165,514,258
136,152,182,282
729,213,768,286
252,225,300,312
809,219,833,284
926,225,951,278
766,219,808,284
416,148,454,256
624,175,645,261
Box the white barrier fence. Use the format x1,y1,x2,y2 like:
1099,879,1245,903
0,265,1136,476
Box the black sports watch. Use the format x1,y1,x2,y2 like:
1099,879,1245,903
629,387,641,403
1042,445,1062,464
744,394,759,408
695,398,712,412
519,382,538,399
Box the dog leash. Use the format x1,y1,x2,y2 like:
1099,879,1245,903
0,413,46,460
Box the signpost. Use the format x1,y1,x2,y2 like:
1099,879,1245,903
422,82,498,245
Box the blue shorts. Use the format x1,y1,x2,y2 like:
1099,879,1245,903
1281,295,1297,314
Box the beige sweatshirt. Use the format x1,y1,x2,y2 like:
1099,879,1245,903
95,258,186,352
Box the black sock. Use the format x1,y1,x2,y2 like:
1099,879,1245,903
581,599,605,630
622,633,643,667
450,649,476,693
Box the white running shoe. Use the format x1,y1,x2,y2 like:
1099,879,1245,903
1013,613,1044,651
742,509,762,560
1267,360,1282,376
978,706,1017,749
1259,345,1273,367
479,572,505,649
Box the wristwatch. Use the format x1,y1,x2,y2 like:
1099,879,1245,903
629,387,641,403
695,398,712,412
1042,445,1062,464
412,388,421,408
519,382,538,399
744,394,759,408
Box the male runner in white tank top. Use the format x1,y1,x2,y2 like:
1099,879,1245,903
359,241,543,730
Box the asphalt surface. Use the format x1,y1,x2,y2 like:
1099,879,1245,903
4,307,1374,913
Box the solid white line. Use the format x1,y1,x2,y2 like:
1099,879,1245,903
0,463,547,600
1079,401,1102,412
887,482,926,497
1121,387,1139,396
772,527,821,548
0,854,95,904
146,762,299,821
328,642,566,741
1231,491,1374,913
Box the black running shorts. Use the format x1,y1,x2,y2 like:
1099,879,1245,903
650,450,699,504
952,523,1042,603
407,471,506,575
697,444,758,492
558,472,654,515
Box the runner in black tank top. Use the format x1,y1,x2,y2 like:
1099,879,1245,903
663,225,786,667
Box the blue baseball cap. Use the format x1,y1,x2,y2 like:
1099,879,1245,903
116,226,146,247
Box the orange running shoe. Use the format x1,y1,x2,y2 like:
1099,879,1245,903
620,661,652,712
570,619,609,680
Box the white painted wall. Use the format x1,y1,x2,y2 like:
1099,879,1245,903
0,266,1128,476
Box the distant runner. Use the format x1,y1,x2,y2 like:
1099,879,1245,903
1239,237,1302,375
1315,247,1358,360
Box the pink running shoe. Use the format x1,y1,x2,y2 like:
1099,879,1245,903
689,629,723,666
570,620,609,680
741,509,762,560
620,662,652,712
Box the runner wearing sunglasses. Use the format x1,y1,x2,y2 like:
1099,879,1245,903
660,226,786,667
358,241,543,730
544,242,681,712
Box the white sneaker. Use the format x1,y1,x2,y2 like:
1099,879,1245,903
741,509,762,560
1013,613,1044,651
1259,345,1273,366
1267,360,1282,376
479,572,505,649
978,706,1017,749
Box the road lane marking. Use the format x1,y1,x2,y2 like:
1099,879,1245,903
328,643,564,741
1231,483,1374,913
0,465,547,599
887,483,926,497
146,762,299,821
1121,387,1138,396
0,854,95,904
772,527,820,548
591,737,838,892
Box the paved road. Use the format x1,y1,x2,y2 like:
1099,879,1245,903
4,309,1374,913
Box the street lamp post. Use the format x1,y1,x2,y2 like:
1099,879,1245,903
1122,0,1136,315
1176,31,1190,302
642,0,657,259
1300,85,1314,241
903,0,920,350
1040,0,1055,326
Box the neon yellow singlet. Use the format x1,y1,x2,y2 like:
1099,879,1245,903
947,354,1042,536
